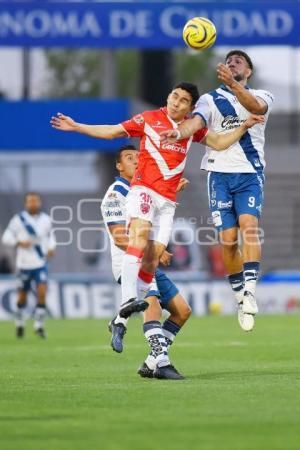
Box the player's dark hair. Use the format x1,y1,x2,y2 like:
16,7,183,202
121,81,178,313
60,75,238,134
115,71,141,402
24,191,41,202
173,82,199,106
225,50,254,71
115,144,137,164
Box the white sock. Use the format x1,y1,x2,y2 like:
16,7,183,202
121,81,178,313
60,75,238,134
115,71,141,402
15,307,26,327
34,306,46,330
145,354,156,370
121,249,143,305
235,290,245,304
114,315,128,327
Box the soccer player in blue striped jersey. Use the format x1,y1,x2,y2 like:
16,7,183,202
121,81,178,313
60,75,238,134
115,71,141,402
160,50,274,332
101,145,191,380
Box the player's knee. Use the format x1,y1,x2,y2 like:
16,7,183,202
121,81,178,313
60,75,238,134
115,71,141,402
181,303,192,321
173,303,192,324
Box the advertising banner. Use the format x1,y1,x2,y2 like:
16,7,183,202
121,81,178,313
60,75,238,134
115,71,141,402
0,2,299,48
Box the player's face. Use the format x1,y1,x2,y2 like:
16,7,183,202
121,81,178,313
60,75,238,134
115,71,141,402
25,195,42,215
118,150,138,180
225,54,252,82
167,88,193,122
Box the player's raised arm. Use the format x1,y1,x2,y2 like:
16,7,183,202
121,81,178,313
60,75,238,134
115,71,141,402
50,112,127,140
217,63,268,115
203,114,264,151
160,115,205,143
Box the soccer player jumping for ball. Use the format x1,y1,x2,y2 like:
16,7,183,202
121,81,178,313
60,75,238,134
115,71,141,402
160,51,274,332
51,82,264,373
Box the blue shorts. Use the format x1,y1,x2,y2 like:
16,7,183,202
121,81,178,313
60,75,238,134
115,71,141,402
18,266,48,292
146,269,179,310
208,172,264,232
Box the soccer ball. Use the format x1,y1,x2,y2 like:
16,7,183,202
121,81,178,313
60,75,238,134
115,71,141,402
183,17,217,50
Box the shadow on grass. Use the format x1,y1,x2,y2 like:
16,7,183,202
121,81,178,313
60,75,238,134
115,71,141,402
189,370,297,380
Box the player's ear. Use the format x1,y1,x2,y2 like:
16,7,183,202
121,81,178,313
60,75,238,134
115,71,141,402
246,68,252,79
116,162,122,172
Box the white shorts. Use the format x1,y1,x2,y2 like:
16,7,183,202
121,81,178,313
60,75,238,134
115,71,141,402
125,185,176,247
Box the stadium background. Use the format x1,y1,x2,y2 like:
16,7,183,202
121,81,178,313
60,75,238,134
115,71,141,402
0,0,300,318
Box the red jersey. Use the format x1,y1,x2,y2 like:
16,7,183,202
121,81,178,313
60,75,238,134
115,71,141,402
120,107,208,201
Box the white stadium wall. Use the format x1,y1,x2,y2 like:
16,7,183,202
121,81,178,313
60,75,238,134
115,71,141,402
0,276,299,320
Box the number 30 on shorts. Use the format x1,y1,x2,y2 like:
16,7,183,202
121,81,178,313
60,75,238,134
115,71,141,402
248,196,255,207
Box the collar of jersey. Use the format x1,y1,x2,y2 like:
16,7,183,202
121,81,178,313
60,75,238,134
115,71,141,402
115,176,130,187
220,83,250,93
161,106,184,127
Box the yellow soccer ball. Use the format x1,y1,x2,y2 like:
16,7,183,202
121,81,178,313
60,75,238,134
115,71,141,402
183,17,217,50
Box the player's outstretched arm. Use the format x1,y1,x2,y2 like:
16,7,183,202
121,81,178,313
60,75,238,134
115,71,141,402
203,114,265,151
217,63,268,115
160,115,205,143
50,113,127,140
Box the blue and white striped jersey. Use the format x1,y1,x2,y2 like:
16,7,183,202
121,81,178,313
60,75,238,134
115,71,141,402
193,84,274,173
100,176,130,281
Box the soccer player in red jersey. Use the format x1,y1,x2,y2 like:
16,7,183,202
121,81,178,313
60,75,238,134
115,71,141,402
51,83,263,378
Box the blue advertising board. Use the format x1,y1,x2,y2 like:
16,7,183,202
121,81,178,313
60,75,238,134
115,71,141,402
0,2,299,48
0,99,129,151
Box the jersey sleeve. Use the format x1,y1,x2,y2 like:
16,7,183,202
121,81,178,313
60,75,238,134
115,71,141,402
120,113,145,137
255,90,274,112
192,127,209,143
101,190,126,226
192,94,211,125
1,215,19,246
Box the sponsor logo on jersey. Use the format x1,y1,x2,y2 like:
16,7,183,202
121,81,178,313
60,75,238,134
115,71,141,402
221,115,245,130
208,159,215,163
212,211,222,227
217,200,233,209
105,210,123,217
152,120,166,129
161,143,188,154
108,192,117,199
133,114,144,125
105,200,120,208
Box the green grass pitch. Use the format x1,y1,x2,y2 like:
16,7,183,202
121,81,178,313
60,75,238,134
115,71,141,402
1,315,300,450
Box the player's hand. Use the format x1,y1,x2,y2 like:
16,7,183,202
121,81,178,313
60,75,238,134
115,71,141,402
176,178,190,193
243,114,265,129
159,129,180,144
18,240,32,248
47,250,55,259
217,63,236,87
50,112,78,131
159,250,172,267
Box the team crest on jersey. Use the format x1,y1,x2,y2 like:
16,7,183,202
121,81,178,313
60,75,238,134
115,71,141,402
133,114,144,125
140,202,150,214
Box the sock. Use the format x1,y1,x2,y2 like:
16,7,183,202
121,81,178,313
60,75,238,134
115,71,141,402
137,268,154,300
143,321,170,368
34,304,46,330
162,319,181,349
244,262,260,297
15,303,26,327
121,247,143,305
228,271,245,303
114,315,128,327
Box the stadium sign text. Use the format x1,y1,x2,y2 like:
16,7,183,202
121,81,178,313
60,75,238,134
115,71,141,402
0,2,299,47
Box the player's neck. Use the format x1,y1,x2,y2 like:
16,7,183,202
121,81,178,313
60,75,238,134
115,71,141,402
118,173,131,184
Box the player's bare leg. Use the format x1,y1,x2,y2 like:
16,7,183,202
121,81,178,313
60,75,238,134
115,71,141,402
220,227,254,332
34,283,47,338
119,218,151,318
162,294,191,349
15,290,27,338
239,214,260,316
